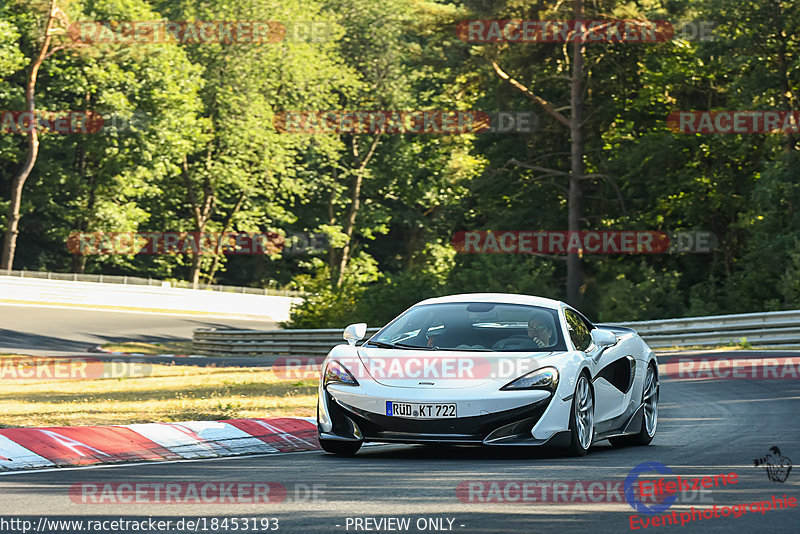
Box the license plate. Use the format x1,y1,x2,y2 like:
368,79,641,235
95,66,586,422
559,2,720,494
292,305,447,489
386,401,457,418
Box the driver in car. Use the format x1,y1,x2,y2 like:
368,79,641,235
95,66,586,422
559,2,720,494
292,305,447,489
527,315,553,348
491,313,555,350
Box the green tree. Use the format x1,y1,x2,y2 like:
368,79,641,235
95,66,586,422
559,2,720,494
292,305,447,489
157,0,355,287
1,0,63,272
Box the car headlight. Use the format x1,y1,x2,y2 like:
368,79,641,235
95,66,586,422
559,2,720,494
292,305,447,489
323,360,359,387
501,366,559,392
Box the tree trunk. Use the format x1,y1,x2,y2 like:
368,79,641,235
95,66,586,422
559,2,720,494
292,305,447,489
190,246,204,287
206,191,246,284
405,226,423,269
776,44,795,152
334,135,381,288
327,169,338,280
70,152,95,274
181,155,215,288
335,170,363,288
1,0,58,272
71,91,93,274
567,0,586,306
490,3,587,306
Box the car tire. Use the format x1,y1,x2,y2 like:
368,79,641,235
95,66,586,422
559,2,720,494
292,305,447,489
319,435,362,456
610,363,658,448
566,373,594,456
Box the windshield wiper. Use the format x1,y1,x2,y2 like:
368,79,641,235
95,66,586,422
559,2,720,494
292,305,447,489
394,342,430,350
434,347,490,352
365,340,401,349
365,340,429,350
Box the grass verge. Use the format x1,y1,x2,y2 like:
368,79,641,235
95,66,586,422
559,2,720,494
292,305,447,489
97,341,195,354
0,356,317,427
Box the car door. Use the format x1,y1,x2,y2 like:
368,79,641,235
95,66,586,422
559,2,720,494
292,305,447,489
564,309,631,423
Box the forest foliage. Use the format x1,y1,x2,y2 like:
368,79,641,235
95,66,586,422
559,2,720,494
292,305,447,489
1,0,799,326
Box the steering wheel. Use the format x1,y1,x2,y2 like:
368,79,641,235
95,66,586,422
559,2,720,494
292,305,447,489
492,335,545,350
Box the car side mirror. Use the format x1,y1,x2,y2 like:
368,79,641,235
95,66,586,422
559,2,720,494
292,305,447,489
591,328,617,348
343,323,367,346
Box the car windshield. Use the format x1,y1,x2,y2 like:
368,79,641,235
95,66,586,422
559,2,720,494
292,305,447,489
368,302,567,352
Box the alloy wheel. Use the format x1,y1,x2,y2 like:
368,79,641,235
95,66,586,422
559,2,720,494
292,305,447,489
574,375,594,450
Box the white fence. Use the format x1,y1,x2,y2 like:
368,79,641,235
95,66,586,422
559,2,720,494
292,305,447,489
0,275,301,322
193,310,800,355
2,269,302,296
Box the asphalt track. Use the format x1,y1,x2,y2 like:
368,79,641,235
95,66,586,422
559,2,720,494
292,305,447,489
0,303,275,356
0,353,798,533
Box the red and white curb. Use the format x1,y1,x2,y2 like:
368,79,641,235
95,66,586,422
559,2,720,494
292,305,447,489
0,417,318,472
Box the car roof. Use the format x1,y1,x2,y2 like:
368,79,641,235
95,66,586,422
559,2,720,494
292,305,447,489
414,293,563,310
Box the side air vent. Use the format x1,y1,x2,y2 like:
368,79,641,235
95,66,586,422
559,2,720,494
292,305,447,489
595,356,636,393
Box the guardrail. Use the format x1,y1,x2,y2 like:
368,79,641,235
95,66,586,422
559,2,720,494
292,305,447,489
192,309,800,356
616,310,800,348
192,328,382,356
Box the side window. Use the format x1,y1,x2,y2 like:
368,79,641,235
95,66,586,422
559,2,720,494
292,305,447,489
565,309,592,351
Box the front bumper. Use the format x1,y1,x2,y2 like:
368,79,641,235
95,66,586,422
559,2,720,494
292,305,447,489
320,389,568,447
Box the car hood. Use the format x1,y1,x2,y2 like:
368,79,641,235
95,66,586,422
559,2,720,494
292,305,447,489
356,346,554,389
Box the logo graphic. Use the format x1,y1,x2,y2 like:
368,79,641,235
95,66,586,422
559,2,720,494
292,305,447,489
753,447,792,483
625,462,677,514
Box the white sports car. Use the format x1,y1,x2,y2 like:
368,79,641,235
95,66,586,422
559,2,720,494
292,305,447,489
316,293,659,456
